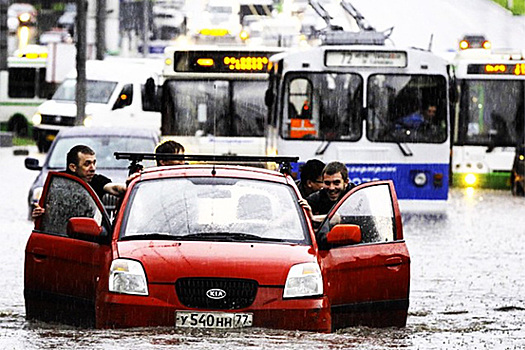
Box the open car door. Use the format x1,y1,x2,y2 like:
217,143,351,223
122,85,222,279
317,180,410,329
24,171,112,326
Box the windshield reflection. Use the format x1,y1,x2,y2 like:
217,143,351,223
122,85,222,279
121,177,308,243
48,136,157,169
367,74,448,144
457,80,524,146
52,79,118,104
162,80,267,136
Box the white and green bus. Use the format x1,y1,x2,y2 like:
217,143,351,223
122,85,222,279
0,54,56,136
451,48,525,189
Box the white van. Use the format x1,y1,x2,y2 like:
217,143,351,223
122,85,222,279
32,58,162,152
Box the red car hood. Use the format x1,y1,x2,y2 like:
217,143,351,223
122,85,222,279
116,241,316,286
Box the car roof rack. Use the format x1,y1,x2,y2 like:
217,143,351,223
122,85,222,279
114,152,299,176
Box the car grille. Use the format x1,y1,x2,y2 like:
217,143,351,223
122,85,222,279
41,114,76,126
176,278,258,310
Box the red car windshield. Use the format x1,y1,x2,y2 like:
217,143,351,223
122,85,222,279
120,177,309,244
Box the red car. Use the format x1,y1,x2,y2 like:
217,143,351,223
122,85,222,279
24,154,410,332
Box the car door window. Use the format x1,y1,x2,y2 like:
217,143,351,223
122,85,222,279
318,183,396,244
40,176,103,236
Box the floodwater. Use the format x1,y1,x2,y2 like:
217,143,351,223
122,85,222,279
1,146,524,349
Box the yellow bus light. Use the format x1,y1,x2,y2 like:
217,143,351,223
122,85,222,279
197,58,214,66
165,58,172,66
459,40,469,50
25,53,39,59
200,28,228,37
120,94,128,100
18,13,32,23
482,40,491,50
239,30,249,41
464,173,477,186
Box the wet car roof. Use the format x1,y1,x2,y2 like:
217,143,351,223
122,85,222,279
138,164,294,185
56,126,160,138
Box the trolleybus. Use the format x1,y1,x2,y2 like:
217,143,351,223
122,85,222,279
264,2,451,214
160,45,283,155
0,51,55,136
450,49,525,190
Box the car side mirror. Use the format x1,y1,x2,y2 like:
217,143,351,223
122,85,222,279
25,157,42,171
67,217,103,240
325,224,362,245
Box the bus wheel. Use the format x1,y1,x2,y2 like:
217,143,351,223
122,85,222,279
7,114,29,137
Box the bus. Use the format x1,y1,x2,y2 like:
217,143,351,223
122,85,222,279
159,45,283,155
450,48,525,190
0,51,55,136
264,23,451,213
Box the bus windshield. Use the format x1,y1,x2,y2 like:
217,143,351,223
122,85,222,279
52,79,118,104
367,74,448,144
162,80,267,137
282,73,363,141
458,80,524,146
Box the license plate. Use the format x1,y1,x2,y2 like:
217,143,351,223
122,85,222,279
175,311,253,329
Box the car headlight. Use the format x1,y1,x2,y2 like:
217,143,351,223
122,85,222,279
32,112,42,126
283,262,323,298
109,259,148,296
83,115,93,127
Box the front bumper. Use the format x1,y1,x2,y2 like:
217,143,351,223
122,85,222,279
97,284,331,332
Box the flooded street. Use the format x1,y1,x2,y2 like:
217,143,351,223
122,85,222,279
1,146,524,349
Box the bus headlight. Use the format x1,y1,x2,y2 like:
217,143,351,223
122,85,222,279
32,112,42,125
464,173,477,186
283,263,323,298
18,13,32,23
239,30,249,41
109,259,148,296
413,172,427,187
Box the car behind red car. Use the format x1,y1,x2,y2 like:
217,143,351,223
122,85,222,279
24,155,410,332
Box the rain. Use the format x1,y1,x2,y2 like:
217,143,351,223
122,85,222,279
1,0,525,348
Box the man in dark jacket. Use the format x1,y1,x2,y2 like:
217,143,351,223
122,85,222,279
32,145,126,218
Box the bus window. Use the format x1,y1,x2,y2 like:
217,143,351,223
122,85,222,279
162,79,267,137
367,74,447,144
37,68,55,98
8,68,36,98
164,80,229,136
458,80,523,147
232,80,267,136
287,78,315,139
284,73,362,141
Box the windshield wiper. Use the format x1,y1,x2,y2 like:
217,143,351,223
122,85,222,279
180,232,286,243
120,233,178,241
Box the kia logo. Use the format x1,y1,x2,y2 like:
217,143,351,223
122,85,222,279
206,288,226,299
